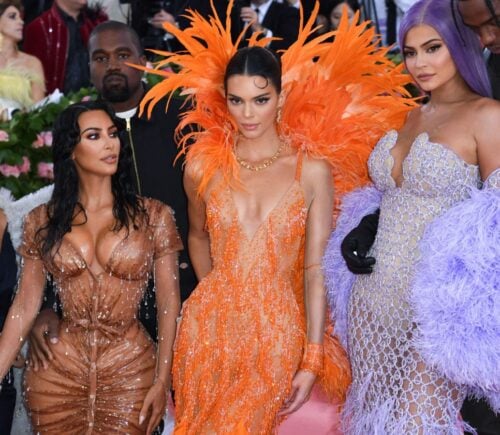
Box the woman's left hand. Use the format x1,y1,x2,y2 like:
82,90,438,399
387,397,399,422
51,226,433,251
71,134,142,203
139,379,168,434
278,370,316,416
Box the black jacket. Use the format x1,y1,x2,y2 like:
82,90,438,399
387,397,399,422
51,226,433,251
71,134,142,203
237,1,300,52
127,92,197,304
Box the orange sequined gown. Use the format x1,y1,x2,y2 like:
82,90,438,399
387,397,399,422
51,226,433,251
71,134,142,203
18,198,182,434
173,155,312,434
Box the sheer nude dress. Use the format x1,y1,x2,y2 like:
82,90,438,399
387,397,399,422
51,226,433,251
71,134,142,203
18,198,181,434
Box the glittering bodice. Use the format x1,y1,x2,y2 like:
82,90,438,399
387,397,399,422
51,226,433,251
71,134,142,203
206,178,308,290
20,198,182,335
369,130,480,197
345,131,480,433
367,130,480,308
173,172,310,433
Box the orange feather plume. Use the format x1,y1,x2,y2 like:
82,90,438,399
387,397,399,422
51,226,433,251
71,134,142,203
139,1,415,202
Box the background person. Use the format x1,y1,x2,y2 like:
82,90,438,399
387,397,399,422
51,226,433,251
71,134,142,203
23,0,107,94
0,0,45,119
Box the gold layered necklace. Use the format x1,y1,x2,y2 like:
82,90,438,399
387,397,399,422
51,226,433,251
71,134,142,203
235,141,285,172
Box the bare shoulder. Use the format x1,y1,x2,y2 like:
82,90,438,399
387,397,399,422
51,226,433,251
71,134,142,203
470,97,500,142
470,97,500,179
301,156,333,203
301,156,332,181
184,160,203,186
471,97,500,124
18,52,43,70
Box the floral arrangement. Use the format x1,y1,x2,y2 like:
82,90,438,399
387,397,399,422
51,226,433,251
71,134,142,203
0,88,97,199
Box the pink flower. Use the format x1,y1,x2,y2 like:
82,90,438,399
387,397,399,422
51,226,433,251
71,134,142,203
19,156,31,174
40,131,53,146
32,131,53,148
0,130,9,142
81,95,92,102
0,156,30,178
37,162,54,179
32,134,44,148
0,164,21,177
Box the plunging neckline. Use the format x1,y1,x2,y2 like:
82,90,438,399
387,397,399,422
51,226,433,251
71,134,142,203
386,130,478,189
62,233,130,278
228,179,304,242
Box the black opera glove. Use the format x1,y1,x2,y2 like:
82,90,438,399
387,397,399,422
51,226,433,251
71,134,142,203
341,209,380,274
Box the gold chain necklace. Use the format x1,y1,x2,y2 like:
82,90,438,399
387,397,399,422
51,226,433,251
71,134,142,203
235,141,285,172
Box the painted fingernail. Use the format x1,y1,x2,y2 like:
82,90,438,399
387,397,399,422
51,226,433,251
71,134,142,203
139,415,145,425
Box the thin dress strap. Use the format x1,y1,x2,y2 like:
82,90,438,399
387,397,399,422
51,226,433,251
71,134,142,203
295,152,304,181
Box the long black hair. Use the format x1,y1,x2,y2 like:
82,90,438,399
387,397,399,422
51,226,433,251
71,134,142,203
224,46,282,94
38,100,146,258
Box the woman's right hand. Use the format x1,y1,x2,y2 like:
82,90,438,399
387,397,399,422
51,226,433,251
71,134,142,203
28,308,61,371
139,380,169,434
278,370,316,416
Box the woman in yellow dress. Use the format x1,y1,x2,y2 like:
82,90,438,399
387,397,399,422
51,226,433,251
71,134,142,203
0,0,45,119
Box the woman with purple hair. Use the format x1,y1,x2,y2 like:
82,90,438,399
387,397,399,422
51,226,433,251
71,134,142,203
323,0,500,433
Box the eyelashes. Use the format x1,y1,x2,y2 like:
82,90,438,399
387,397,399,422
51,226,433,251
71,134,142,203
403,44,442,58
227,97,271,105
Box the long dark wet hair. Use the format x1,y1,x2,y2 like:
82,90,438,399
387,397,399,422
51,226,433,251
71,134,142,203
38,100,146,258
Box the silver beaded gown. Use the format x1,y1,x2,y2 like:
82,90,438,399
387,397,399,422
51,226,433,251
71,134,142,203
346,130,481,434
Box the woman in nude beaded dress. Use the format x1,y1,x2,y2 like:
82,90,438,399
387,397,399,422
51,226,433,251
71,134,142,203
0,101,181,434
324,0,500,433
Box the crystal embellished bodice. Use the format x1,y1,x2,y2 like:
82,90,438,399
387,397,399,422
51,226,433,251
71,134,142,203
365,131,481,307
344,131,480,434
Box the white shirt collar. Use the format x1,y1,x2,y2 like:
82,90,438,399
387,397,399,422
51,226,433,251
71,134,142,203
115,107,138,119
252,0,274,23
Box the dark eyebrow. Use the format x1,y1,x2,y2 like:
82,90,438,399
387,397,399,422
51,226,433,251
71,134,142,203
91,47,132,56
91,49,107,56
253,93,271,99
81,127,102,134
404,38,442,50
227,92,271,99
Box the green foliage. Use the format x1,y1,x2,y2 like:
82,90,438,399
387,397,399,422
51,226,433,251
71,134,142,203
0,88,98,199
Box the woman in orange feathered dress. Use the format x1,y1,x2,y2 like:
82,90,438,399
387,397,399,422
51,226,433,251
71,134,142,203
140,2,415,433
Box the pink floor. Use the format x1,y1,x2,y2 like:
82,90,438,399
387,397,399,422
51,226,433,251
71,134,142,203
277,385,343,435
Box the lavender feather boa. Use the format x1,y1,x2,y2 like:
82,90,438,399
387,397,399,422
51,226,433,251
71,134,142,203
323,185,382,348
411,187,500,410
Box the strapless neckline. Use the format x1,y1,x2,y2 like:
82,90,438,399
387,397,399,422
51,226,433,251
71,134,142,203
385,130,478,189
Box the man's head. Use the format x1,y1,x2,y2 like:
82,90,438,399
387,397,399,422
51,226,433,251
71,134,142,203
88,21,146,111
458,0,500,53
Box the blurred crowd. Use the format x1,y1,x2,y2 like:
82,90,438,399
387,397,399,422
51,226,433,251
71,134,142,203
13,0,419,97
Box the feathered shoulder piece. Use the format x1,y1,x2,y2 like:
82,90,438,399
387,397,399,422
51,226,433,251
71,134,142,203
139,0,417,199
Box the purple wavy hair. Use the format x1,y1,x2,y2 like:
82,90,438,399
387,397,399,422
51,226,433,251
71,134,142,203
398,0,492,98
